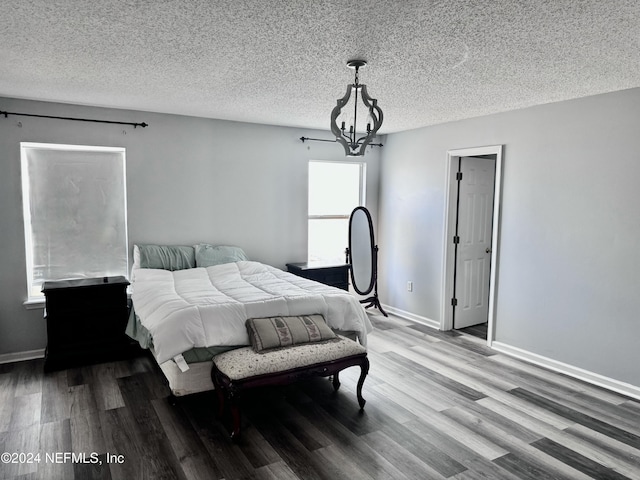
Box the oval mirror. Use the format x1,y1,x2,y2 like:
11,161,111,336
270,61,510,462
348,206,375,295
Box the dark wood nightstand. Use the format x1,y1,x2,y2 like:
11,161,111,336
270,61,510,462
42,276,140,371
286,262,350,291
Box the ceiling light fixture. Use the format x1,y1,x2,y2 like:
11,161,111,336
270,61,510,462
330,60,383,157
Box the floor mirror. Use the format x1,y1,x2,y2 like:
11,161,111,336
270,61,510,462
346,206,387,316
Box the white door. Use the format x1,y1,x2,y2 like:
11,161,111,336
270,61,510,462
453,156,496,329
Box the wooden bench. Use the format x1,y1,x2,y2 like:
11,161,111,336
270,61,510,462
210,336,369,440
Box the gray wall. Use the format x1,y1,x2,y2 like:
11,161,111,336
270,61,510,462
378,87,640,387
0,97,381,356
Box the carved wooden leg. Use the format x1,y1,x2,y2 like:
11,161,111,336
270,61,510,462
332,372,341,391
211,369,225,418
229,391,241,441
215,386,225,418
356,357,369,410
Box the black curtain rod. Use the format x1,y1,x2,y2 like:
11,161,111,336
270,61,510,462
299,136,383,147
1,110,148,128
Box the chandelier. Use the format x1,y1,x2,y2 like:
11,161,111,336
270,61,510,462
330,60,383,156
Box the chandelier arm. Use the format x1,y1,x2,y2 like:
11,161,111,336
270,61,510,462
330,85,352,133
350,85,383,155
352,84,359,145
330,85,355,156
335,136,352,156
360,85,384,134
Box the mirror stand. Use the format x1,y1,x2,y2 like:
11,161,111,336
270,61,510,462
358,246,387,316
346,245,388,317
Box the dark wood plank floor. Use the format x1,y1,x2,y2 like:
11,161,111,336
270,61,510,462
457,322,488,340
1,313,639,479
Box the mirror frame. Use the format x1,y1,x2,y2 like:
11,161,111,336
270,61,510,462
348,206,376,296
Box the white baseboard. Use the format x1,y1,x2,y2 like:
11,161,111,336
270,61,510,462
0,348,46,365
492,341,640,402
379,303,640,401
381,304,440,330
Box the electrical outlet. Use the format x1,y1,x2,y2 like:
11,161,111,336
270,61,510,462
407,281,413,292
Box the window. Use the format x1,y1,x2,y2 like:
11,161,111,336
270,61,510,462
308,161,365,263
21,143,128,301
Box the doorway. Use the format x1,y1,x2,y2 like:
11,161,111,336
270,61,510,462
441,146,503,346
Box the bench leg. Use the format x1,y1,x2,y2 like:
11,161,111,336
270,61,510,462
212,369,241,440
229,391,242,441
357,357,370,410
215,386,225,418
230,407,241,441
332,372,340,391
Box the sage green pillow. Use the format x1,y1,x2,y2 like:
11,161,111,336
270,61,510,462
194,244,248,267
246,315,337,352
137,244,195,271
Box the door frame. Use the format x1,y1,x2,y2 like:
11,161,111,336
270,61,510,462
441,145,503,346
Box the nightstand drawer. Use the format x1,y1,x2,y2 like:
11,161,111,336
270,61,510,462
321,270,348,284
43,278,127,310
286,262,350,291
45,307,129,343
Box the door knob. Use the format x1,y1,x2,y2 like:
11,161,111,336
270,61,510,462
486,248,491,254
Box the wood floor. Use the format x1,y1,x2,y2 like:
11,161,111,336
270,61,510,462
456,322,488,340
1,313,639,480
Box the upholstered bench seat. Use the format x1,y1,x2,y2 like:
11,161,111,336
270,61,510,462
211,336,369,440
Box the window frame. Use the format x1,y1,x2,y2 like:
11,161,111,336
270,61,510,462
20,142,129,305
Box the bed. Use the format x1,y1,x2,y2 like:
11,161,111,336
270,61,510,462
127,244,372,397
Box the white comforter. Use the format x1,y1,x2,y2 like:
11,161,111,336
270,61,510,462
132,261,373,363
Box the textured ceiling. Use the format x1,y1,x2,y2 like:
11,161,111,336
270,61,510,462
1,0,639,133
